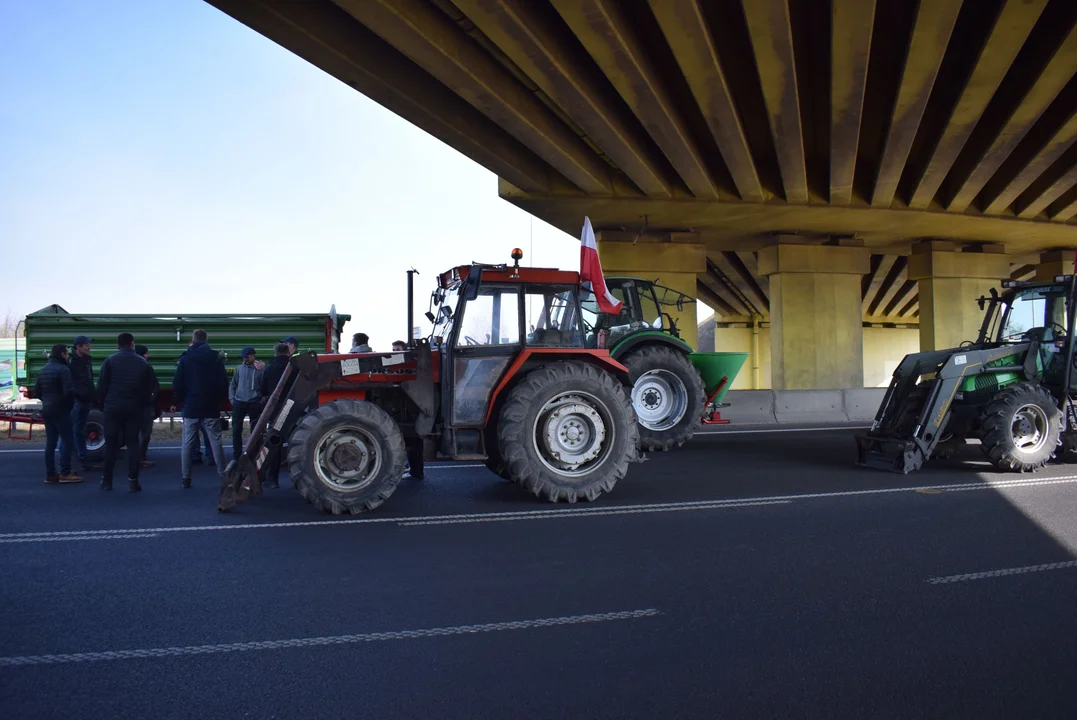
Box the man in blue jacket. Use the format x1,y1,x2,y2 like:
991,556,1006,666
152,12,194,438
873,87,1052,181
173,329,228,489
229,346,264,462
97,333,153,492
59,334,98,471
34,343,82,484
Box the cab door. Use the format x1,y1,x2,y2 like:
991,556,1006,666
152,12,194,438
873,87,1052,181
440,283,522,457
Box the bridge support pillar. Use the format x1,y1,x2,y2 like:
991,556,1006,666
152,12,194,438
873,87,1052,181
597,239,706,350
759,243,870,390
909,241,1009,351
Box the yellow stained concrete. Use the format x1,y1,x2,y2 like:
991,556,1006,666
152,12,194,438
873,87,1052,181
1035,249,1075,280
598,240,705,350
909,243,1009,351
863,326,920,387
713,324,918,389
759,243,869,390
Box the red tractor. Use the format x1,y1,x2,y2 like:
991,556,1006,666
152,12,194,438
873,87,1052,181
219,252,643,514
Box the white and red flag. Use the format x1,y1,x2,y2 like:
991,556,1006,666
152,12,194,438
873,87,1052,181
579,216,622,315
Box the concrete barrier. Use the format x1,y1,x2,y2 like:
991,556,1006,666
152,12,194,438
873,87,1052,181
720,388,886,425
718,390,777,424
843,388,886,422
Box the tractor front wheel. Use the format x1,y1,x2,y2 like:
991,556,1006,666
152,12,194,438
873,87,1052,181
288,399,406,514
621,345,705,451
497,361,639,502
979,383,1062,472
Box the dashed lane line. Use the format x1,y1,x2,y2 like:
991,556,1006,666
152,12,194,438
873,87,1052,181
2,475,1075,544
928,560,1077,584
0,608,661,667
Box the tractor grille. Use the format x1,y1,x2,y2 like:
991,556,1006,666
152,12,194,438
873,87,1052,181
959,373,1000,406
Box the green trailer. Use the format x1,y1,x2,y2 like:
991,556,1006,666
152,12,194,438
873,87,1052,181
16,304,350,459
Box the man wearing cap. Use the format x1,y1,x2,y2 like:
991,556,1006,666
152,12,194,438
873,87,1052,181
229,346,264,462
135,345,160,468
34,343,82,484
281,336,298,356
60,335,98,471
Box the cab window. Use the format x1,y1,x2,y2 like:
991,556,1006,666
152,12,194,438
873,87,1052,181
455,286,520,347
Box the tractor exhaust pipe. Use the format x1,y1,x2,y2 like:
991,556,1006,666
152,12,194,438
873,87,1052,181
407,268,418,348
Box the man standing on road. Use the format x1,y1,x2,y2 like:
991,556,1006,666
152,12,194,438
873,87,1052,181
229,346,264,462
135,344,160,469
258,342,291,488
97,333,152,492
35,343,82,484
60,335,98,471
173,329,228,489
281,336,298,356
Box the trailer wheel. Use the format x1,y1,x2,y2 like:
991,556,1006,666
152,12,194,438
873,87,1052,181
288,399,405,514
620,345,705,451
497,361,639,503
979,383,1062,472
85,409,106,462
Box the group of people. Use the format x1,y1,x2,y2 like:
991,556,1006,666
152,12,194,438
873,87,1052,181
35,331,304,492
349,333,407,354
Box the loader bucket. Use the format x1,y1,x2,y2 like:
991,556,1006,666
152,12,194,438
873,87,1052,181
688,352,748,404
854,434,924,474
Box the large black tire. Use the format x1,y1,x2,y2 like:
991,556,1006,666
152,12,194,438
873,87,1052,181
84,409,107,462
620,345,705,452
497,361,639,503
288,399,405,514
979,383,1062,472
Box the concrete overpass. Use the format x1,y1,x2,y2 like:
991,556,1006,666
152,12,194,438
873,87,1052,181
206,0,1077,389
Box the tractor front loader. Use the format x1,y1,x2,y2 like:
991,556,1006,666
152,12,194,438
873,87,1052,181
857,272,1077,474
219,253,643,515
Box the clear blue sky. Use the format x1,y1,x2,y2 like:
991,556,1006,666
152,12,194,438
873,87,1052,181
0,0,709,347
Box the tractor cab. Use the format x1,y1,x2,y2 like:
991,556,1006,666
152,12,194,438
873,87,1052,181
580,277,694,349
977,279,1072,384
428,258,623,462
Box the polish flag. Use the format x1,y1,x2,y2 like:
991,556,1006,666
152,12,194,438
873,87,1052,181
580,216,623,314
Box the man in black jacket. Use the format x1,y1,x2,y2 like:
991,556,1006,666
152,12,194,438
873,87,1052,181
173,329,228,489
34,344,82,484
60,334,98,471
97,333,152,492
258,342,291,488
135,345,160,468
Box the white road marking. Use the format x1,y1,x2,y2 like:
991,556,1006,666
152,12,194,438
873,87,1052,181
399,499,791,526
928,560,1077,584
0,608,661,667
0,533,161,544
0,425,869,454
694,425,869,435
2,475,1074,544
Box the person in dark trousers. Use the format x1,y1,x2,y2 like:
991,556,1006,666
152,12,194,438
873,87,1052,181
34,343,82,484
258,342,291,488
59,335,98,471
135,345,160,468
180,339,216,466
229,346,264,462
97,333,152,492
173,329,228,489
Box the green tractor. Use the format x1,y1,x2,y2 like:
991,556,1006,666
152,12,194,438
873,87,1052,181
581,277,706,452
856,274,1077,473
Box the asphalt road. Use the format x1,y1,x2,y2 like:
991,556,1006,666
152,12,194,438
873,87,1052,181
2,425,1076,719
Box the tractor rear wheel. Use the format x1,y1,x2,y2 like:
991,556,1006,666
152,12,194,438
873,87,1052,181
621,345,705,451
84,409,106,462
288,399,405,514
979,383,1062,472
497,361,639,502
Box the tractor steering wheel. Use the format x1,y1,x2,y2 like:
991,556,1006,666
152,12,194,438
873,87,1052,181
464,335,480,346
1049,322,1068,338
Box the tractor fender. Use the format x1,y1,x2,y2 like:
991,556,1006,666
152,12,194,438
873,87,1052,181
608,331,693,361
483,349,631,424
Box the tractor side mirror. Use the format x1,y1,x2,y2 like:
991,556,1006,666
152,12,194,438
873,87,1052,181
676,296,685,312
977,296,986,311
